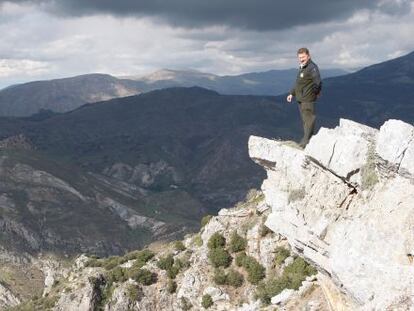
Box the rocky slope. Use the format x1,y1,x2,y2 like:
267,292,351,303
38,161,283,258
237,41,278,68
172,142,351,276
250,118,414,310
7,190,328,311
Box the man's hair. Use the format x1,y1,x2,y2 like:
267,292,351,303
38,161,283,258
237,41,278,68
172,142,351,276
297,47,310,55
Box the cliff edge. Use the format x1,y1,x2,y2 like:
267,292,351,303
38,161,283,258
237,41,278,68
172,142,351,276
248,118,414,310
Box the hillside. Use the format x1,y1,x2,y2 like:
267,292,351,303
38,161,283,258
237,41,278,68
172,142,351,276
0,145,201,258
6,117,414,310
0,87,304,214
0,74,143,117
314,51,414,127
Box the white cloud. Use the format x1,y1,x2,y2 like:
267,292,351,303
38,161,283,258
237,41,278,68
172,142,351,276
0,1,413,88
0,58,51,77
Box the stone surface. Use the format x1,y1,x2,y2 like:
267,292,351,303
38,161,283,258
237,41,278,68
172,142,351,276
271,288,295,305
376,119,414,176
305,118,378,185
249,118,414,310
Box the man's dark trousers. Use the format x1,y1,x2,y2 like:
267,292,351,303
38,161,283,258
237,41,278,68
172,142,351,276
298,101,315,147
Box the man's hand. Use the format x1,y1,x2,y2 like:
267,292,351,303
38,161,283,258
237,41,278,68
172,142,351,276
286,94,293,103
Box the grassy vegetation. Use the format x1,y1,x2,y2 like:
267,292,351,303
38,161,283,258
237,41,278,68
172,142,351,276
86,249,155,270
174,240,186,252
157,253,186,279
6,295,59,311
274,247,290,266
191,234,203,247
234,253,265,284
207,233,226,250
361,143,379,190
201,294,213,309
126,283,142,302
201,215,213,227
255,256,317,305
208,248,232,268
228,232,247,253
167,279,177,293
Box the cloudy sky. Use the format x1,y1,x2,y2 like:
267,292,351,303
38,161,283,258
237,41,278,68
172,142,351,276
0,0,413,88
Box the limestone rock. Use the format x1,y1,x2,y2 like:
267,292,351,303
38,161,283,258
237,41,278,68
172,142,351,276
249,118,414,310
271,288,295,305
376,119,414,176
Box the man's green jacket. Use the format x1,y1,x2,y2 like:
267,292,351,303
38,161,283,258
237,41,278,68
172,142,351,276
290,60,322,103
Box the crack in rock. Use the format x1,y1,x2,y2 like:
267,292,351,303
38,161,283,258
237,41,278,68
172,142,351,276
397,130,414,172
327,140,337,167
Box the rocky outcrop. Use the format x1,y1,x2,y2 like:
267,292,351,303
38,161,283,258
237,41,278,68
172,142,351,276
11,190,330,310
249,118,414,310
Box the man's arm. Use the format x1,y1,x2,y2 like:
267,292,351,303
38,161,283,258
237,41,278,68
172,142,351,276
310,65,322,96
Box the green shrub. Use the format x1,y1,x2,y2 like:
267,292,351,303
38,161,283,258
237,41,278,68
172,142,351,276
226,269,244,288
201,294,213,309
283,257,317,289
126,283,141,302
212,268,244,288
255,256,317,305
133,249,155,266
255,277,290,305
167,279,177,294
201,215,213,227
208,248,232,268
127,268,156,286
192,234,203,247
241,256,265,284
235,252,247,267
213,268,227,285
157,254,175,270
106,266,127,283
274,247,290,266
167,265,180,279
228,232,247,253
122,249,155,268
174,240,186,252
85,258,103,267
207,233,226,250
180,296,192,310
103,256,121,270
175,258,190,270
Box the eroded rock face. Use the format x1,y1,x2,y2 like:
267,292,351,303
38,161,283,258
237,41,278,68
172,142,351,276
249,118,414,310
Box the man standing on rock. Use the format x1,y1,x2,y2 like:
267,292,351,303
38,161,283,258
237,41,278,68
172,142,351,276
287,47,322,148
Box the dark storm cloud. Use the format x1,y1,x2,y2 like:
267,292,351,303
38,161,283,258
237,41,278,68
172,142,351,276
22,0,411,31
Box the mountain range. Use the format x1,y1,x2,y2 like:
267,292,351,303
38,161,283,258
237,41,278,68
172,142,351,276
0,68,347,117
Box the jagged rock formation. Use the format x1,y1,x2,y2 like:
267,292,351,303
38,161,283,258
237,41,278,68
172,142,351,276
249,118,414,310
